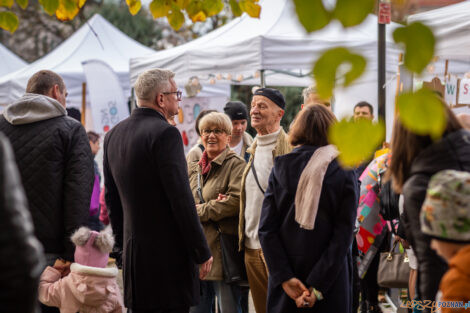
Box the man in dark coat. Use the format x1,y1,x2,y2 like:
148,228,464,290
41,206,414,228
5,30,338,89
104,68,212,313
0,70,94,313
0,132,45,313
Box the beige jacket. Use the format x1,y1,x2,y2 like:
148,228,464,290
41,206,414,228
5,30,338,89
188,147,246,280
238,128,292,250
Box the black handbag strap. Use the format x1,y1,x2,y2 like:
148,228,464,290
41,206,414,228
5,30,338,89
250,159,265,194
197,172,205,204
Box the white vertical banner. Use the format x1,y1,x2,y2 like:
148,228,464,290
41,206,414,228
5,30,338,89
82,60,129,133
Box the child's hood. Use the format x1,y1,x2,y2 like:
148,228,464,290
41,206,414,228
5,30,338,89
68,263,119,305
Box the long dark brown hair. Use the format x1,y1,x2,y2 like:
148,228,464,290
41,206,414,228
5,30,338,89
289,104,337,147
389,103,462,193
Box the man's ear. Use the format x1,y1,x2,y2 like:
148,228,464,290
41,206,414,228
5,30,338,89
279,109,285,119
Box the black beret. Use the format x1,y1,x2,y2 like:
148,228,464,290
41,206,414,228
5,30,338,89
253,88,285,110
224,101,248,121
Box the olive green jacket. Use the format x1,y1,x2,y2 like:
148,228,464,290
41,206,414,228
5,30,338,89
238,128,292,250
188,147,246,280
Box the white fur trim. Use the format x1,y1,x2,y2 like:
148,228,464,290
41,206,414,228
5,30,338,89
94,226,115,253
70,263,118,277
71,227,91,246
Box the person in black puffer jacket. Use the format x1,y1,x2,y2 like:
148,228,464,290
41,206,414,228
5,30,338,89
0,132,45,313
0,70,93,268
389,103,470,312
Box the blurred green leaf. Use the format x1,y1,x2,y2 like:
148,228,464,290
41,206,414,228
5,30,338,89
168,7,184,30
0,0,14,8
393,22,435,74
239,0,260,18
15,0,28,9
229,0,242,17
398,88,446,138
0,11,18,32
334,0,373,27
293,0,330,32
202,0,223,16
149,0,170,18
329,118,385,167
313,47,367,99
173,0,189,9
39,0,59,15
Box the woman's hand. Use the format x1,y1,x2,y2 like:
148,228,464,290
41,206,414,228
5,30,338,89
281,278,308,301
216,193,227,201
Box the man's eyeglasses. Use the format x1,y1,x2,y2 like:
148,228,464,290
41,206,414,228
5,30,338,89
163,90,183,101
202,129,225,136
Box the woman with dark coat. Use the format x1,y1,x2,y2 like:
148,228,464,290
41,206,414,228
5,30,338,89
259,105,358,313
389,103,470,311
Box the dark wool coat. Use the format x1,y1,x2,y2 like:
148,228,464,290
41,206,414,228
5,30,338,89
402,129,470,306
0,115,93,261
259,145,358,313
104,108,211,310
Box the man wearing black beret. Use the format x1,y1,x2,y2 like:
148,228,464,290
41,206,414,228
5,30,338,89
238,87,292,313
223,101,253,162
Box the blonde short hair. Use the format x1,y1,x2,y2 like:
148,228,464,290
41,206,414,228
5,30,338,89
199,112,233,136
134,69,175,102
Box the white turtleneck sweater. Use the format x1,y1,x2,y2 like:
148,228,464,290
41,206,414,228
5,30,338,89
244,128,281,249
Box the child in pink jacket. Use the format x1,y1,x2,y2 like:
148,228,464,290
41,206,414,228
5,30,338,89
39,227,124,313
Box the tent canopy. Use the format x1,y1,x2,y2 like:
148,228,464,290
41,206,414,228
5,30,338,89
0,43,27,76
130,0,402,87
0,14,155,108
408,0,470,61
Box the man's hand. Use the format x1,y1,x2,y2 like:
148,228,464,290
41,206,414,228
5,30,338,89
199,256,213,280
281,278,308,301
295,288,317,308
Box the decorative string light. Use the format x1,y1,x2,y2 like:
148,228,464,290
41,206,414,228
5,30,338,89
226,74,232,80
236,74,244,82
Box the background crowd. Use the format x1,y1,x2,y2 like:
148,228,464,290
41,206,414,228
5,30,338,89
1,68,470,313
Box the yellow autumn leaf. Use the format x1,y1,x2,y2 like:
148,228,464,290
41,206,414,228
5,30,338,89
126,0,141,16
0,0,14,8
239,0,260,18
0,11,18,33
168,7,184,30
149,0,170,19
39,0,59,15
15,0,28,9
78,0,85,9
191,10,206,22
55,0,79,21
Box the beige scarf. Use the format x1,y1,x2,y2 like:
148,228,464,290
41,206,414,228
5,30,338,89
295,145,339,230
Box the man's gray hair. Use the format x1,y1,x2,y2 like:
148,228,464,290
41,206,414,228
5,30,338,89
134,69,175,102
302,85,317,103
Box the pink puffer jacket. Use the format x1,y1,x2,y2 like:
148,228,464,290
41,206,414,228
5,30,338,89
39,263,124,313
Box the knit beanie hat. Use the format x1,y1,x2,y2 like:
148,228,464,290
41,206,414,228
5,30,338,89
224,101,248,121
71,226,114,268
420,170,470,243
253,88,286,110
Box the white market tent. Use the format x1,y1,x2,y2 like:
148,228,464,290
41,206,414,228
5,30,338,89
130,0,402,136
0,14,155,109
0,43,27,76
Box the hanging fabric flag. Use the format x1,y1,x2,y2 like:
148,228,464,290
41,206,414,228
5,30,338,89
82,59,130,133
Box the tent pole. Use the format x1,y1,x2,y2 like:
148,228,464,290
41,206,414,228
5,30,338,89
81,82,86,127
378,18,386,122
260,69,266,88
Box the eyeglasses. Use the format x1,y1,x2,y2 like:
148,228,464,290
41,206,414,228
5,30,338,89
202,129,225,136
163,90,182,101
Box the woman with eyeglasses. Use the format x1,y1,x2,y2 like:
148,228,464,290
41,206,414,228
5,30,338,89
187,112,246,313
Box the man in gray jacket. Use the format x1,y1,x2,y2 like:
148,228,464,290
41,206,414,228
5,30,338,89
0,70,94,313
